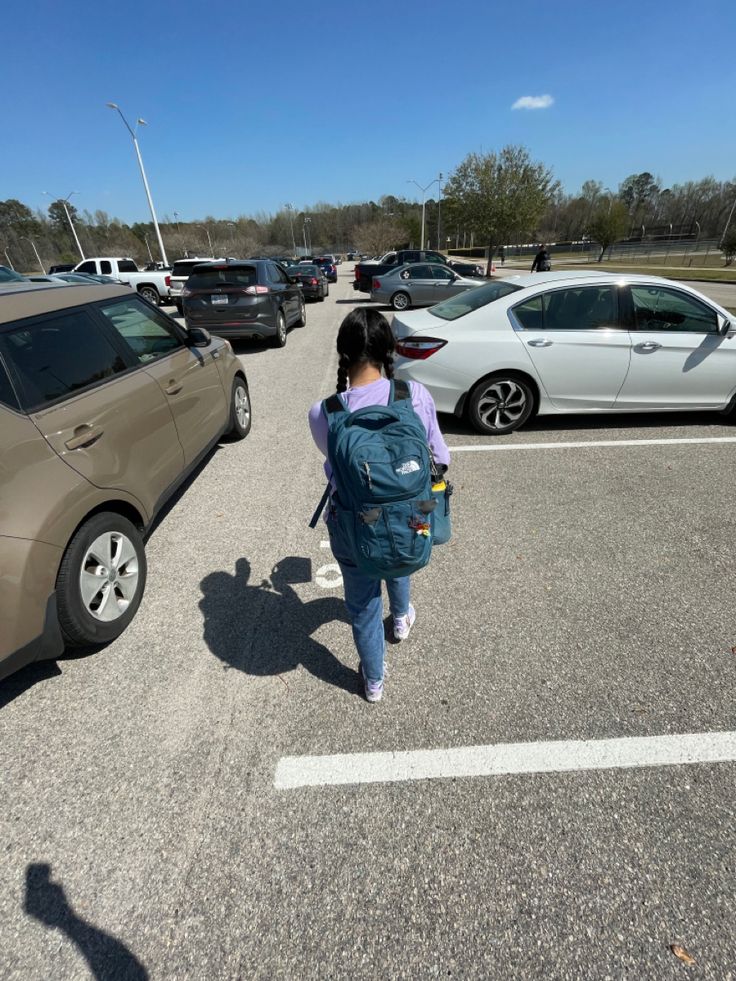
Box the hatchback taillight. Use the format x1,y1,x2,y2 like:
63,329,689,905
395,337,448,360
244,285,270,295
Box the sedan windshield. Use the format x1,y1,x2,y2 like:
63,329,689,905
429,280,523,321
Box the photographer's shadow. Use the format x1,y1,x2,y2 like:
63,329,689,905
199,556,358,694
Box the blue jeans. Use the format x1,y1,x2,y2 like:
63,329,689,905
327,508,410,684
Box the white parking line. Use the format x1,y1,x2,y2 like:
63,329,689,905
450,436,736,453
274,730,736,789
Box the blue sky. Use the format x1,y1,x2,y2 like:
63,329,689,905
3,0,735,224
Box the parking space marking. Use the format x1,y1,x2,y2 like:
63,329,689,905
274,730,736,789
450,436,736,453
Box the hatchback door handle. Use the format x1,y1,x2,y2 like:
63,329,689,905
165,381,183,395
636,341,662,351
65,425,104,450
527,338,552,347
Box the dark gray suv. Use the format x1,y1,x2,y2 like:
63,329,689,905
182,259,306,347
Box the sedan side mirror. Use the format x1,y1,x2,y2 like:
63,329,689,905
717,314,733,336
188,326,212,347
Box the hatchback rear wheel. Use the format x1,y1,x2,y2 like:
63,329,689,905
56,512,147,647
467,374,535,435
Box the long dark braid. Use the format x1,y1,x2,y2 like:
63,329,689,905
335,308,395,392
336,353,351,393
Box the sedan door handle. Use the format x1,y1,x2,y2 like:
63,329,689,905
527,338,553,348
65,425,104,450
165,381,183,395
636,341,662,351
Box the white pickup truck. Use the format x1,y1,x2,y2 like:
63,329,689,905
73,257,171,305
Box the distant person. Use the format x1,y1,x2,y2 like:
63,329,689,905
498,246,505,266
308,308,450,703
531,244,551,272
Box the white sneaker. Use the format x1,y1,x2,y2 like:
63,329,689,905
393,604,416,642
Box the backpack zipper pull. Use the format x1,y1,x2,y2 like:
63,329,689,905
363,462,373,488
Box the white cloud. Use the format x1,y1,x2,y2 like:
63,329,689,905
512,94,554,111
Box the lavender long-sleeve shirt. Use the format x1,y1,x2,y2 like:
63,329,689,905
308,377,451,482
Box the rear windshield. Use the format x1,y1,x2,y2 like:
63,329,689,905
188,266,257,289
172,260,206,277
295,265,319,275
429,280,523,321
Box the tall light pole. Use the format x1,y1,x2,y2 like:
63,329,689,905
43,190,84,260
23,236,45,273
408,177,440,250
437,172,443,252
285,203,297,255
173,210,180,232
106,103,168,266
303,216,312,254
2,246,13,270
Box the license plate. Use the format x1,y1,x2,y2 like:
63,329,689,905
211,295,228,305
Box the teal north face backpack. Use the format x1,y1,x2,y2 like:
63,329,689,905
310,380,436,580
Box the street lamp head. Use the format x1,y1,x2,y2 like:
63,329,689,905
137,118,147,126
106,102,119,109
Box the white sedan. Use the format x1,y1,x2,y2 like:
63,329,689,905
391,271,736,434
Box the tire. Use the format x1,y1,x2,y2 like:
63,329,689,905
225,376,251,440
174,301,183,316
294,296,307,327
138,285,160,306
325,286,330,297
272,310,287,348
56,512,147,648
467,374,535,435
318,290,325,302
391,291,411,311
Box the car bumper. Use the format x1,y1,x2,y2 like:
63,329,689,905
0,537,64,680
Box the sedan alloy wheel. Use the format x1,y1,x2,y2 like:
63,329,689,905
468,376,534,434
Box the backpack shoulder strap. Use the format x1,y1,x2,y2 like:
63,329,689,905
392,379,411,402
323,393,347,417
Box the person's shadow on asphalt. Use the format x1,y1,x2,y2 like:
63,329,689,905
199,556,359,694
24,863,148,980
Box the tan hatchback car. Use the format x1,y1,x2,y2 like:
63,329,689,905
0,283,251,680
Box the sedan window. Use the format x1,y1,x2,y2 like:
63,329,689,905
406,265,433,280
630,286,717,333
431,266,455,281
98,297,183,363
513,286,618,331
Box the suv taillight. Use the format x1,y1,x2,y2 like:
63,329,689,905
395,337,448,360
244,285,270,295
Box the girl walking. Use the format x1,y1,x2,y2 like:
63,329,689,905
308,308,450,702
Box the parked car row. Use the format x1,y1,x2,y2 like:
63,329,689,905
0,280,251,682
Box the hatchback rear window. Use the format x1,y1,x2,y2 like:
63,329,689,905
188,266,258,289
429,280,523,321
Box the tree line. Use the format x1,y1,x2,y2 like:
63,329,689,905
2,149,735,272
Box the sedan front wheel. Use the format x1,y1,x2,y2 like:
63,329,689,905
467,374,535,435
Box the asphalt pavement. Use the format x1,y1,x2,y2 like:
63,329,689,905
2,270,736,979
